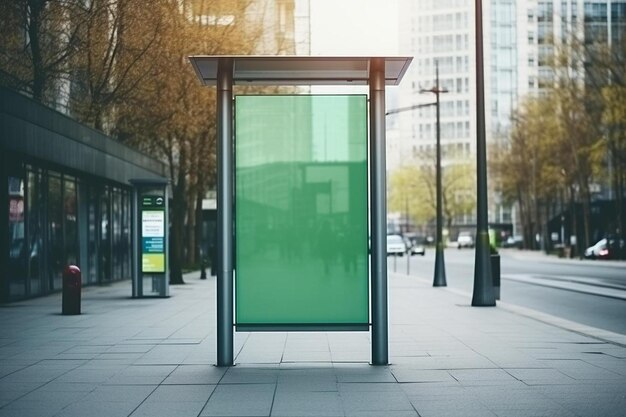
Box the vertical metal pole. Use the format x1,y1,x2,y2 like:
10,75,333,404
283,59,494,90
217,58,234,365
433,63,447,287
369,58,388,365
472,0,496,306
406,252,410,275
163,185,170,297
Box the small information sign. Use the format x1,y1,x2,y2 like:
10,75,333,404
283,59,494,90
141,196,165,273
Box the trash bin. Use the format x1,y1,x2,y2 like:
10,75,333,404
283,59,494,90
490,253,500,300
62,265,81,315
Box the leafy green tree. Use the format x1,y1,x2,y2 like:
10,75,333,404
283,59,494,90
492,96,562,249
602,85,626,238
112,0,263,283
389,150,475,238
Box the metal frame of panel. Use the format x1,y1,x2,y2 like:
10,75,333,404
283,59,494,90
233,94,369,332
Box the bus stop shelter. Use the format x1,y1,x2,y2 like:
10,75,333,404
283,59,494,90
188,56,412,366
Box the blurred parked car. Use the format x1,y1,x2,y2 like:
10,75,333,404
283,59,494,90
584,237,625,260
387,234,407,256
456,231,474,249
409,242,426,256
401,234,426,256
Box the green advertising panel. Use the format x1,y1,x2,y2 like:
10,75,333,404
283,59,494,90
235,95,368,329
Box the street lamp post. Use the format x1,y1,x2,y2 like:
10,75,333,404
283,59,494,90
472,0,496,306
421,62,448,287
404,194,409,234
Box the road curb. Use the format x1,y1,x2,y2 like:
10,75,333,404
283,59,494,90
500,248,626,268
502,274,626,300
393,272,626,348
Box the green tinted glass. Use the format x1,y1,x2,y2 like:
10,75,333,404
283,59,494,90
235,95,368,328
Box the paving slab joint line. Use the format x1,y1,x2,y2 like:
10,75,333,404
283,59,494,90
391,272,626,349
267,379,279,417
196,363,231,416
126,382,161,417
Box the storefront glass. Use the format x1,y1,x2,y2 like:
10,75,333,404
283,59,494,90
64,176,78,266
27,169,45,296
99,186,111,283
48,173,63,290
4,161,137,301
87,186,98,285
8,174,26,298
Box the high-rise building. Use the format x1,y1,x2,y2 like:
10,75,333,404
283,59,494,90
186,0,309,56
396,0,477,231
486,0,518,226
394,0,625,235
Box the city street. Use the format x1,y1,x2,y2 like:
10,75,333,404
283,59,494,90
396,248,626,335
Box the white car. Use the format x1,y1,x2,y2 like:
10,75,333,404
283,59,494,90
584,238,608,259
457,232,474,249
387,234,407,256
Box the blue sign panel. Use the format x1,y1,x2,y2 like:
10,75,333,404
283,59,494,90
143,237,164,253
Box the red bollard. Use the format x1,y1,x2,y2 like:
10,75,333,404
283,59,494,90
62,265,81,315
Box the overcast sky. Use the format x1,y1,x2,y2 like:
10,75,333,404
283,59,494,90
310,0,399,56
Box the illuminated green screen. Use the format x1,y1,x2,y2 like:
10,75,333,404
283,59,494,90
235,95,368,329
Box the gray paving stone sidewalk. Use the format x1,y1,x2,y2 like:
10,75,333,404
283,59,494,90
0,271,625,417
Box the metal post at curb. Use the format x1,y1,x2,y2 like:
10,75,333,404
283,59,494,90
369,57,388,366
406,252,410,275
217,58,234,365
200,257,207,280
472,0,496,307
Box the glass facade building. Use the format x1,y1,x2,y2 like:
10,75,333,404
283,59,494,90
1,88,167,302
398,0,475,165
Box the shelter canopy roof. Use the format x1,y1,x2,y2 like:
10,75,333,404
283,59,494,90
188,55,412,86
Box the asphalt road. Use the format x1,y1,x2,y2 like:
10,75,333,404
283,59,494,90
395,247,626,335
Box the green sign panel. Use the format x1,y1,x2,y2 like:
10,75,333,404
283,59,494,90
142,195,165,208
141,196,165,273
235,95,368,329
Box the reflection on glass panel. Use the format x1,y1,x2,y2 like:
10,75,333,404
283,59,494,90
100,187,111,283
88,187,98,284
235,95,368,326
27,169,45,296
8,175,26,298
48,174,63,290
112,189,122,280
122,190,131,279
64,176,78,266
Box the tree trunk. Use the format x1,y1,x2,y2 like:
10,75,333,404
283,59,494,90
581,185,592,250
169,142,187,285
517,187,532,250
195,193,203,263
614,151,624,256
568,187,576,257
28,0,45,102
539,203,553,253
185,186,197,266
